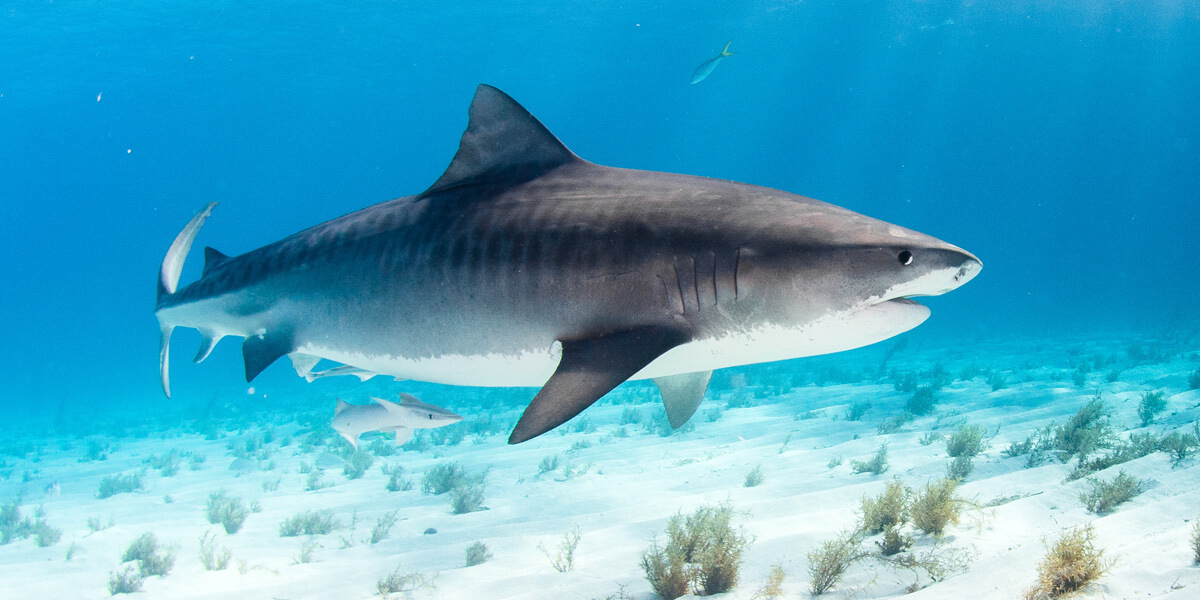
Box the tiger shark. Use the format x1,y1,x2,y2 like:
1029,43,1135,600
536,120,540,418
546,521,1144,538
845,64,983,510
333,394,463,449
155,84,981,444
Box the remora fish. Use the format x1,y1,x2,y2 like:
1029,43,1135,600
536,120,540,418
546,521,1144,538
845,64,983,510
332,394,463,449
154,84,981,444
691,41,736,84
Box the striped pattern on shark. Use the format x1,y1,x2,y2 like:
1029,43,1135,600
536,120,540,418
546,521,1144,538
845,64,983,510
155,84,981,444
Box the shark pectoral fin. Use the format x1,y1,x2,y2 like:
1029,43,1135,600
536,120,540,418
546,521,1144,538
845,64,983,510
394,428,413,446
509,325,691,444
242,329,295,382
159,323,174,398
338,430,359,450
335,398,350,415
654,370,713,429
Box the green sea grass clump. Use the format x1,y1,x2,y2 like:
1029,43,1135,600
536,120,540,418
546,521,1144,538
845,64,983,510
96,472,144,499
1079,470,1144,514
640,502,750,598
278,510,339,537
850,444,889,475
1024,525,1110,599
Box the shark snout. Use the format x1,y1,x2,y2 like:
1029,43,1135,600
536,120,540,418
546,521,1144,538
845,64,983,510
953,254,983,287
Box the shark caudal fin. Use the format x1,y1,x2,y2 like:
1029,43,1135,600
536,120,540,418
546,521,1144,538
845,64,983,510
720,41,736,56
156,202,218,398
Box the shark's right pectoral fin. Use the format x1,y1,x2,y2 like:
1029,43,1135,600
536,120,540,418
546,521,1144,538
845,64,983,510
508,325,691,444
243,328,295,382
654,370,713,429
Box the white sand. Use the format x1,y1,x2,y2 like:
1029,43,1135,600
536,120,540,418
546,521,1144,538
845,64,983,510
2,332,1199,599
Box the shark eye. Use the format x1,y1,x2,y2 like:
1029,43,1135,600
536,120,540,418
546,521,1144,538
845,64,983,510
898,250,913,266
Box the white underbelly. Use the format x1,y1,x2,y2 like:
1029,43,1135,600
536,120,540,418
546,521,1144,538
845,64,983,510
298,299,929,387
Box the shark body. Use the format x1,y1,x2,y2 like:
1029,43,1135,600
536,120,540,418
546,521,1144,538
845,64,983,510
155,84,981,444
332,394,463,449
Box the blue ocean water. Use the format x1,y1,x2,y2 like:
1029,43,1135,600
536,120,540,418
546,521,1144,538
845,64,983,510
4,5,1200,598
2,2,1198,430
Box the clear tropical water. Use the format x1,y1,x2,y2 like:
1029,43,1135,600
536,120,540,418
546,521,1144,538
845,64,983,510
3,1,1198,418
1,3,1199,598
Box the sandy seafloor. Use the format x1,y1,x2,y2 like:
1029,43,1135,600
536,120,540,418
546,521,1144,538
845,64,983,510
2,330,1199,600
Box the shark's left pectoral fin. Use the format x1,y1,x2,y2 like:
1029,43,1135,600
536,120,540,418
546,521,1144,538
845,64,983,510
654,370,713,429
509,325,691,444
394,427,413,446
242,329,295,382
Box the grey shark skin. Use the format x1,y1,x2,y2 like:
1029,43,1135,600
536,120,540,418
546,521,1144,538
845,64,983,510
332,394,463,449
155,84,981,444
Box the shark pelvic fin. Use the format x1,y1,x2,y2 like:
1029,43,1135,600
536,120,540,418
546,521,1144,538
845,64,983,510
194,330,223,364
201,246,231,277
422,84,583,197
654,370,713,429
158,202,217,303
509,325,691,444
159,322,174,398
289,353,321,379
242,328,295,382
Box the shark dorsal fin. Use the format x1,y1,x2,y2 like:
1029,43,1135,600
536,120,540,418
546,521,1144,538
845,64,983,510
375,396,403,413
422,85,583,197
202,246,231,277
335,398,350,415
398,392,422,406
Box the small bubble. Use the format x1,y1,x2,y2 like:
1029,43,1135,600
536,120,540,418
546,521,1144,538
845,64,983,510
248,386,256,395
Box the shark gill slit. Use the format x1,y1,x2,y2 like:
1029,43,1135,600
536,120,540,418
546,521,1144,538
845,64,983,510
672,264,687,314
691,254,701,313
733,246,742,301
709,250,719,307
655,274,671,313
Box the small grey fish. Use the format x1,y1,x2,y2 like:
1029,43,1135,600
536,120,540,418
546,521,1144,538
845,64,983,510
314,452,345,469
228,457,257,475
691,41,736,84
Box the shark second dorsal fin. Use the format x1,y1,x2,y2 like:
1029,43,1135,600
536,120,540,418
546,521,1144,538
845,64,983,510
421,85,583,197
202,246,231,277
